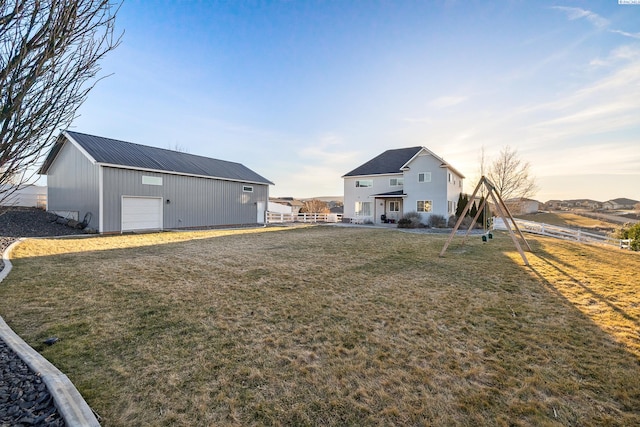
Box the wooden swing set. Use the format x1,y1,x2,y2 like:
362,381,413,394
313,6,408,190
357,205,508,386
439,176,532,266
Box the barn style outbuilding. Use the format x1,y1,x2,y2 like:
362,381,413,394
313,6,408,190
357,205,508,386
39,131,273,233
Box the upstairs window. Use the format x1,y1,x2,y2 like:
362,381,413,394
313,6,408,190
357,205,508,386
356,180,373,188
389,177,404,186
418,172,431,183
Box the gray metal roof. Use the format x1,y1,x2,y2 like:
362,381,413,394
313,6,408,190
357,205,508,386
343,147,423,177
39,131,273,185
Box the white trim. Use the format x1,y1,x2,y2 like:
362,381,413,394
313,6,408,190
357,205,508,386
98,166,104,233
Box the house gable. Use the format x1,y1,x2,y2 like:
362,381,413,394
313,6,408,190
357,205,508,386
342,147,423,177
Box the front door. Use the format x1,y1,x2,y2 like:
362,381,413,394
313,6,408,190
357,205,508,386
386,200,401,222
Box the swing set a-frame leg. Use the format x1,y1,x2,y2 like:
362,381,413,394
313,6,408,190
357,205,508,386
439,176,531,266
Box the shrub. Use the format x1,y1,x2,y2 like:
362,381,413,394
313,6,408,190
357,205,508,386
626,223,640,251
398,211,423,228
397,218,412,228
612,222,640,251
428,214,447,228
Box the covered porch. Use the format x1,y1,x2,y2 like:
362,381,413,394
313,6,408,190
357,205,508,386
372,190,406,224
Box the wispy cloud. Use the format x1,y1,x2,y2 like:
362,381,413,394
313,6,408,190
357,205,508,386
552,6,610,29
590,45,640,67
552,6,640,40
609,29,640,40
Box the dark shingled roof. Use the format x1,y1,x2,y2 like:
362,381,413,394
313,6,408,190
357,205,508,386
39,131,273,185
371,190,406,197
343,147,423,177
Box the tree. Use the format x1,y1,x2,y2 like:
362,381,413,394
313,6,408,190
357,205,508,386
455,193,466,218
486,146,537,201
0,0,121,206
299,199,329,213
469,201,478,219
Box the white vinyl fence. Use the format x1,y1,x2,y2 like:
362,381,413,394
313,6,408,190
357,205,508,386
267,212,342,224
493,217,631,249
0,185,47,208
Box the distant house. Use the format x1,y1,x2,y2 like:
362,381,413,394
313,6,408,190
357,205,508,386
38,131,273,233
544,200,562,210
603,198,639,210
270,197,304,214
268,201,293,215
544,199,602,210
572,199,602,210
342,146,464,224
505,198,540,215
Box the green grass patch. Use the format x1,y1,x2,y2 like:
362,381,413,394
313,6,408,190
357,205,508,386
1,226,639,426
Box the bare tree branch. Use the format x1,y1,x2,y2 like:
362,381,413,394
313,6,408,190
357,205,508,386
300,199,330,213
0,0,121,206
486,145,538,201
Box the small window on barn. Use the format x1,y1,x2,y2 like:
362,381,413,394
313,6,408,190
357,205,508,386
243,185,253,192
142,175,162,186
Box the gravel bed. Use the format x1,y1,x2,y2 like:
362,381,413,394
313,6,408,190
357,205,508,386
1,207,88,427
0,339,65,427
0,207,85,269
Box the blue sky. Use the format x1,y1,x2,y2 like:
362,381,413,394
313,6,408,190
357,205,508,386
63,0,640,202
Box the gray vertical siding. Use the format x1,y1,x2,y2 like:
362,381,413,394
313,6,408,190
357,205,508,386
102,167,268,232
46,142,100,228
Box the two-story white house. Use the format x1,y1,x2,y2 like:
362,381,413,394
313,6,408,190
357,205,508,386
342,146,465,224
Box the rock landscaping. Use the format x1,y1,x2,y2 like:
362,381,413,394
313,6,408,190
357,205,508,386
0,339,65,426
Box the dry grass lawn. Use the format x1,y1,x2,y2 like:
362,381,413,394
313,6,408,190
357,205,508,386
1,225,639,426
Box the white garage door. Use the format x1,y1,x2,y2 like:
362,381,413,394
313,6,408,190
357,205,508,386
122,197,163,232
